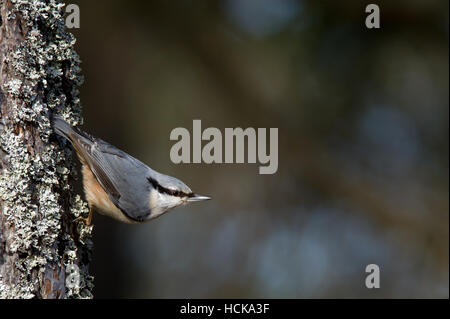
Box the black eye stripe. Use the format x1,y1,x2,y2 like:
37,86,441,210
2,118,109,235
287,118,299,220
147,177,193,198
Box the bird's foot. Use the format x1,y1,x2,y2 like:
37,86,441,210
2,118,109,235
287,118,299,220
74,208,93,226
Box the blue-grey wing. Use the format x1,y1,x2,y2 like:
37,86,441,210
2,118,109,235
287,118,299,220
73,133,153,221
52,115,153,221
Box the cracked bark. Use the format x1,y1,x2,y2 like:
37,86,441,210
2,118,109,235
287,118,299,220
0,0,93,299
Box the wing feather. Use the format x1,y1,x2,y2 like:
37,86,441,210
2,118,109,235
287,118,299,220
69,131,152,221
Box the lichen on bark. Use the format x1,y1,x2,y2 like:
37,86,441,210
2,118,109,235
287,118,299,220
0,0,93,299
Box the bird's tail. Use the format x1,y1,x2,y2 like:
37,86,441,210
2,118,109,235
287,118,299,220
51,114,75,141
51,114,95,166
51,114,96,159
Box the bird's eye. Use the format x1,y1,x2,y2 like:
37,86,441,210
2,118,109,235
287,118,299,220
147,177,187,197
167,188,180,197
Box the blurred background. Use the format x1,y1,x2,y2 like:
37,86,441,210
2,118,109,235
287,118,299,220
70,0,448,298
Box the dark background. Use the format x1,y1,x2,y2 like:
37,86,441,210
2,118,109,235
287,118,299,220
69,0,448,298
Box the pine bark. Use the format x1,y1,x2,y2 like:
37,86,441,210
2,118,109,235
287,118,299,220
0,0,93,299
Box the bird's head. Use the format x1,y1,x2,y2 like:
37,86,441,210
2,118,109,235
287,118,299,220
147,174,210,219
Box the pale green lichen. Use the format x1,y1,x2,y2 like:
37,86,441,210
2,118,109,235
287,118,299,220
5,0,84,139
0,0,92,299
0,277,36,299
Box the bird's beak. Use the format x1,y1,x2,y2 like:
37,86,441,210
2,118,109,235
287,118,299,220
187,194,211,202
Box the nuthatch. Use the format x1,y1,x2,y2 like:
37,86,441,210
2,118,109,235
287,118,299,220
52,115,210,225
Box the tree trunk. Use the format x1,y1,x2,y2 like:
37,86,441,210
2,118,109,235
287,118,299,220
0,0,93,299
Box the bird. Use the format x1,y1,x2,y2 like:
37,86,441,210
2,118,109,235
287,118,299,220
51,115,210,225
